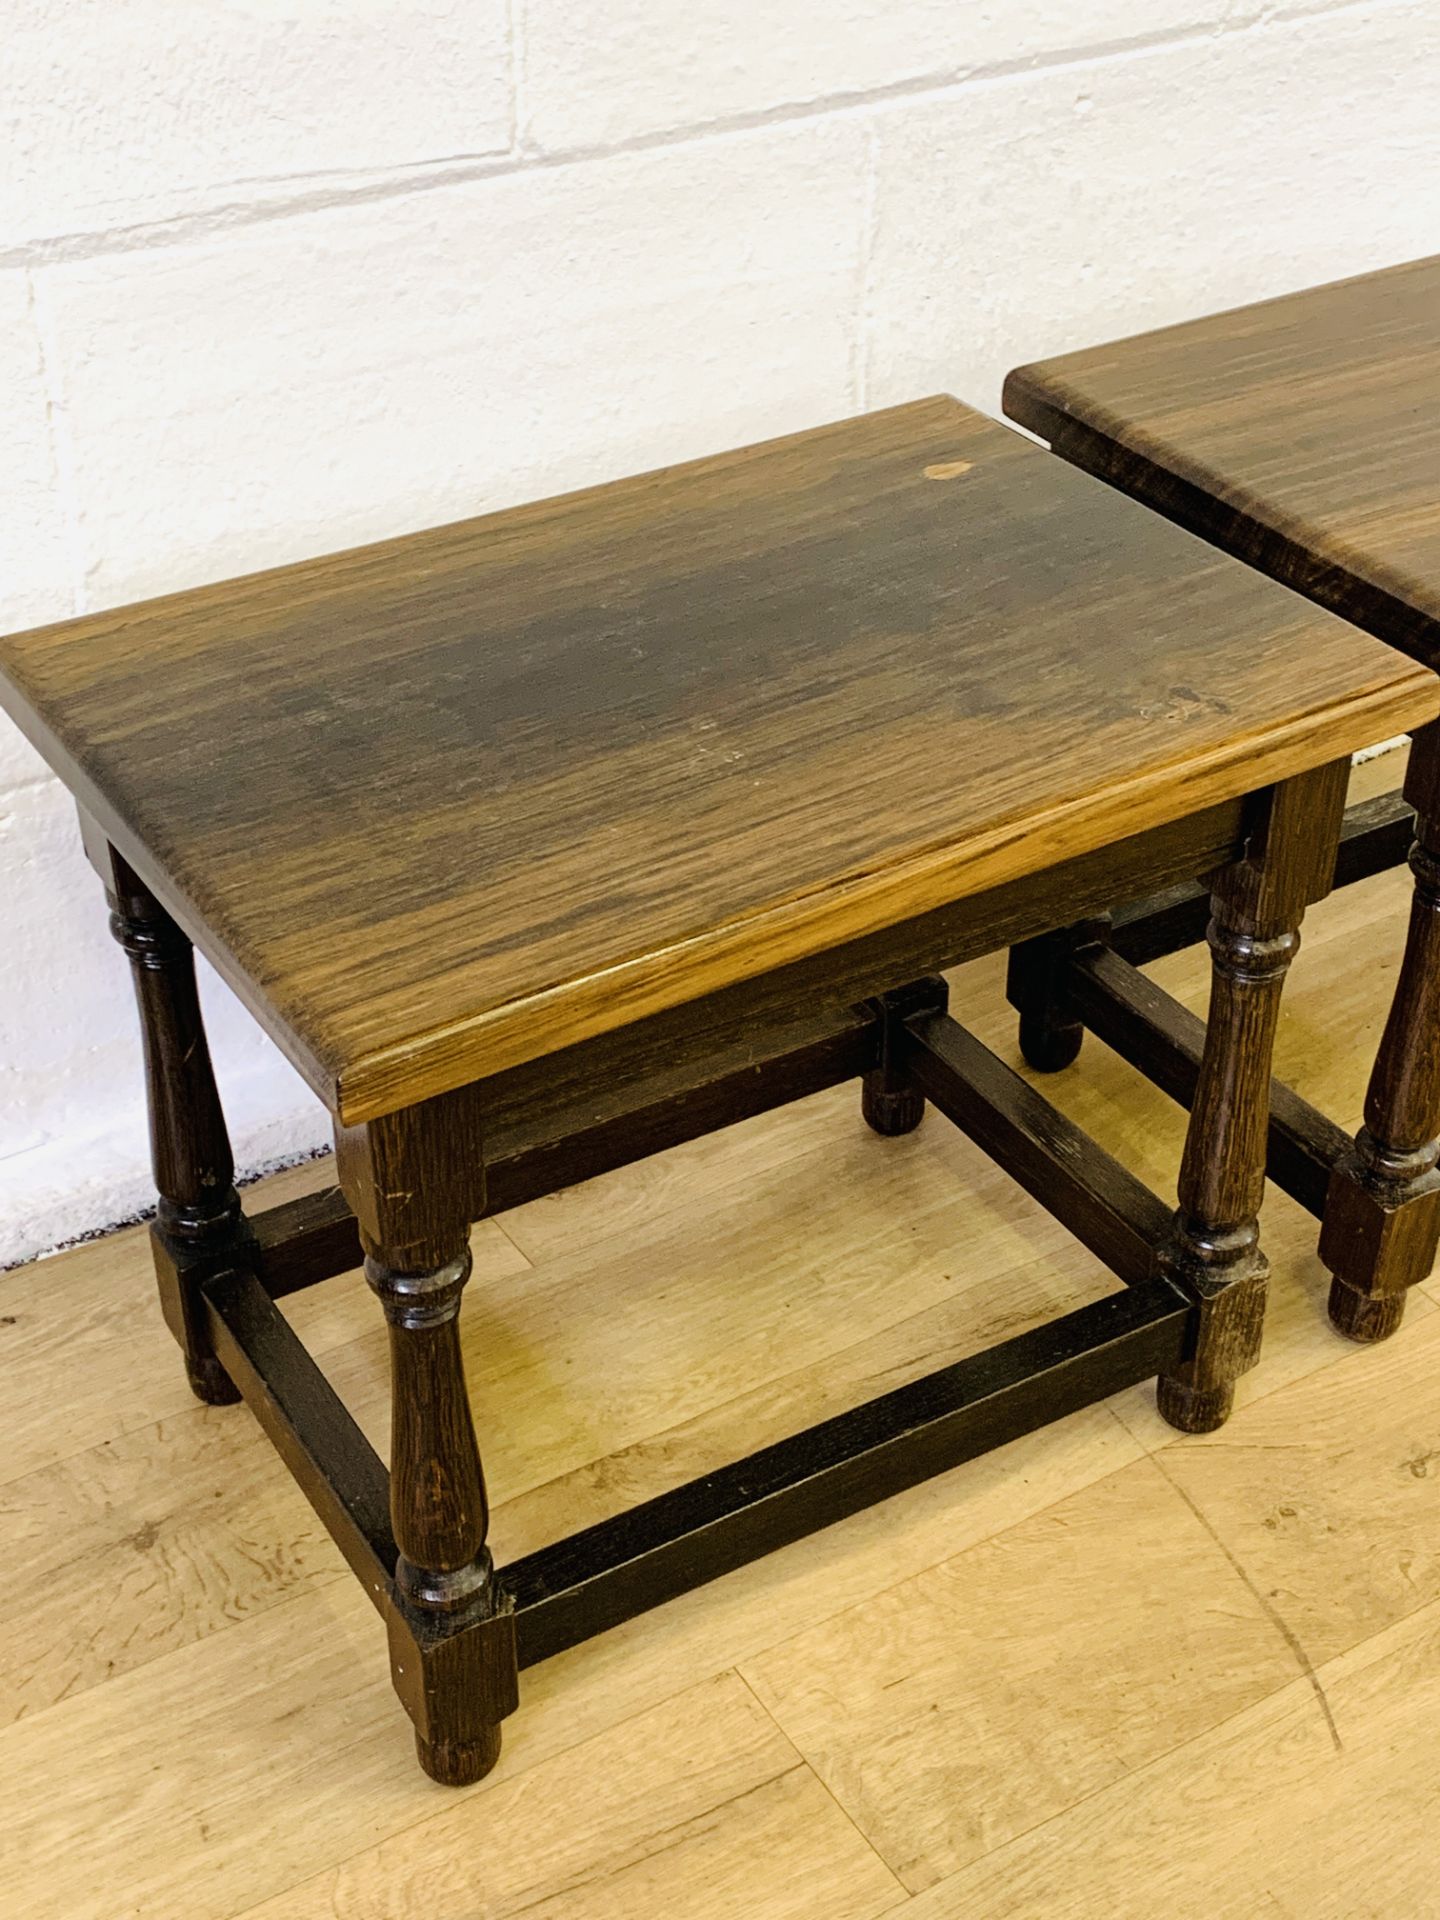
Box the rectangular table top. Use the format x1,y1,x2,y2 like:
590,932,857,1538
1004,256,1440,663
1,396,1434,1122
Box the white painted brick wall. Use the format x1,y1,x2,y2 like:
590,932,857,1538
42,119,868,607
866,0,1440,414
522,0,1270,151
1,0,1437,1262
7,2,513,238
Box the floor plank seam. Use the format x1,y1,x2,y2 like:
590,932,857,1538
650,1437,1158,1699
0,1387,240,1496
0,1255,1132,1738
731,1668,913,1908
0,1560,361,1751
880,1634,1351,1908
213,1678,859,1920
494,1104,866,1268
479,1266,1124,1556
486,1215,539,1271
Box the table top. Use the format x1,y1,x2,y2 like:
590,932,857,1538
1004,256,1440,663
1,396,1433,1123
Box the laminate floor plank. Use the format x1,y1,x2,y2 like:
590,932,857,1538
906,1586,1440,1919
1158,1309,1440,1671
234,1672,906,1920
741,1454,1302,1891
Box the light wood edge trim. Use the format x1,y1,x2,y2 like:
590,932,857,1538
335,665,1440,1121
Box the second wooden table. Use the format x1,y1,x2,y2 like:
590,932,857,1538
1006,256,1440,1343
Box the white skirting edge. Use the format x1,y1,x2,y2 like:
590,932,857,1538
1354,735,1409,765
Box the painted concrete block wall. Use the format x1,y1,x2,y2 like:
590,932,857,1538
1,0,1436,1262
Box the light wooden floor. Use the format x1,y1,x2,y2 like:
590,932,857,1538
7,755,1440,1919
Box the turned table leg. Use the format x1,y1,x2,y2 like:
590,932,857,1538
1159,763,1348,1433
1321,723,1440,1342
86,823,248,1405
861,976,948,1136
336,1094,517,1786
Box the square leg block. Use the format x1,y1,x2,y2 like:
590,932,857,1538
1320,1150,1440,1342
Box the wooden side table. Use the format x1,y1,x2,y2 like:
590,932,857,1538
2,397,1433,1784
1005,256,1440,1343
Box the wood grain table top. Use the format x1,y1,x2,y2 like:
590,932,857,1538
1004,256,1440,662
1,396,1434,1122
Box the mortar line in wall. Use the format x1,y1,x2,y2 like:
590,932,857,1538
508,0,532,158
0,0,1396,273
0,768,69,805
24,270,89,617
852,121,880,413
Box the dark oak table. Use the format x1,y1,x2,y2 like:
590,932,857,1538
1006,256,1440,1344
2,397,1433,1784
